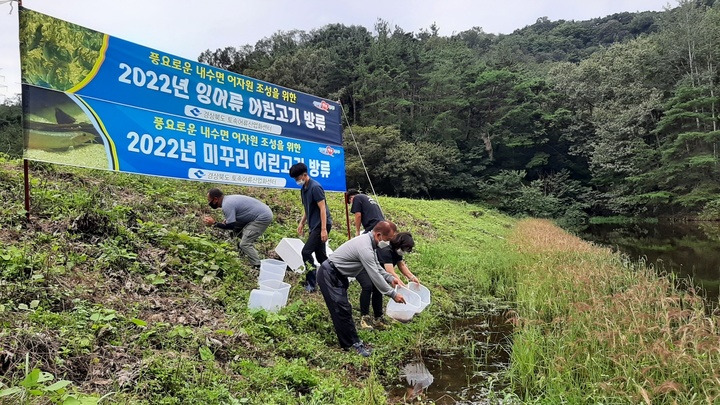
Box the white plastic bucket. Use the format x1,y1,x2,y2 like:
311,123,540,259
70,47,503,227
259,279,291,308
386,286,421,322
248,289,280,312
274,238,306,272
408,282,431,312
274,238,333,273
259,259,286,282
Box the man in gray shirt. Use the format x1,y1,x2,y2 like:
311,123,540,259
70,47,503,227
317,221,406,357
203,188,273,269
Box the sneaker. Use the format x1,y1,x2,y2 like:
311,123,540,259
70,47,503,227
360,315,374,331
373,316,391,330
304,284,316,293
351,341,372,357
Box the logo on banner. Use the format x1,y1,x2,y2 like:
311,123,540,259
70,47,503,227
193,169,206,179
319,146,338,157
313,100,336,112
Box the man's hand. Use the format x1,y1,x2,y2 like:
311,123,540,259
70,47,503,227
407,275,420,284
297,223,304,236
203,216,215,226
392,293,406,304
391,277,405,287
321,229,328,242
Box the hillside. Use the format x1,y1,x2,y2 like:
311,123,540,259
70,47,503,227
0,157,517,404
3,157,720,404
196,1,720,218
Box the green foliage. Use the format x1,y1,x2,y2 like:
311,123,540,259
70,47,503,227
0,244,46,281
0,361,101,404
699,198,720,220
508,219,720,404
196,2,718,218
0,157,522,404
477,170,590,224
19,8,105,90
0,97,23,158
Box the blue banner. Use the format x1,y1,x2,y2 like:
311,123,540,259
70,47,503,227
20,7,346,191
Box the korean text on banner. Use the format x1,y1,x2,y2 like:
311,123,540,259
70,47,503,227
19,7,345,192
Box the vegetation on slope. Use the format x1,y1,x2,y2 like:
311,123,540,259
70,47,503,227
509,219,720,404
0,157,516,404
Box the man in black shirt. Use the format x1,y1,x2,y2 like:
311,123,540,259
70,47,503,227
347,189,384,237
347,189,387,328
289,162,332,292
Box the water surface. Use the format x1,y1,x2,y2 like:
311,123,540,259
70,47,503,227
579,221,720,303
388,312,513,404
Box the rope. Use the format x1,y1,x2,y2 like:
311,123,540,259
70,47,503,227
1,0,16,13
338,100,383,216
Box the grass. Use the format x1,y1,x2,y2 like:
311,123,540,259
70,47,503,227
0,156,517,404
507,219,720,404
4,156,720,404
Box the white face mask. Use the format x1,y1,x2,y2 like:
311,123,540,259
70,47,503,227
396,249,405,256
296,179,305,186
378,240,390,249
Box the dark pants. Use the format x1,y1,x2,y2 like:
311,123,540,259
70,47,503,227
302,224,332,288
317,260,359,349
355,269,383,318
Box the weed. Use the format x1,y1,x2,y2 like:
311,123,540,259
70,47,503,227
0,355,101,404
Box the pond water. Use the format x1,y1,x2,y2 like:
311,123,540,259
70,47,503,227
387,312,513,404
382,222,720,403
578,221,720,303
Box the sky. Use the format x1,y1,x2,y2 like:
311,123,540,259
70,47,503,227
0,0,674,101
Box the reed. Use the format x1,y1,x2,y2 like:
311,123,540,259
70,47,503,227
508,219,720,404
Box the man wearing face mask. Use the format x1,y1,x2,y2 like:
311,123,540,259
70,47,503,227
316,221,406,357
288,162,332,293
203,188,273,270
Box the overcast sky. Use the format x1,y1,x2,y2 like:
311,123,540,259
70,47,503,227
1,0,673,101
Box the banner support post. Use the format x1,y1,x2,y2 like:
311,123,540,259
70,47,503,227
344,192,351,240
19,0,28,220
23,159,30,220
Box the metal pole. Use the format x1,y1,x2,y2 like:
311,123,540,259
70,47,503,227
23,159,30,220
344,192,351,240
19,0,28,220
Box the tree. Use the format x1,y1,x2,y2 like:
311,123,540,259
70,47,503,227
0,96,22,158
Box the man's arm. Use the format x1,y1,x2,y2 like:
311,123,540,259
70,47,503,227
360,248,396,298
398,261,418,283
297,213,307,236
383,263,405,287
214,222,234,230
354,212,362,236
318,199,328,242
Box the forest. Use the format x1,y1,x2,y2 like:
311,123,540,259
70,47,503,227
4,0,720,222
